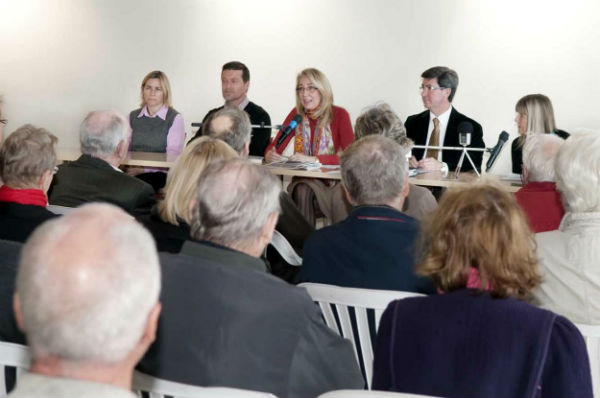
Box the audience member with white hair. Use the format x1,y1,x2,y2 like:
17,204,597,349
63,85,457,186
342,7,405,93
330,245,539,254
353,102,438,220
138,158,363,397
514,133,565,232
49,110,155,215
0,124,59,242
533,132,600,323
296,135,434,292
8,203,161,397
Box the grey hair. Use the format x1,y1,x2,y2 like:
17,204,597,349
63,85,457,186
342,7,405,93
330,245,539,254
79,110,128,157
555,132,600,213
522,133,563,182
0,124,58,187
190,158,281,248
17,203,160,363
354,102,413,148
204,106,251,153
341,135,409,205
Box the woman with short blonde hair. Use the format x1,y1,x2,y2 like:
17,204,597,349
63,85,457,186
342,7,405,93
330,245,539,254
372,183,592,397
137,136,238,252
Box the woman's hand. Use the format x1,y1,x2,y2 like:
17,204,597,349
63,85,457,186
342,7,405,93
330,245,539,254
289,153,318,163
264,148,285,163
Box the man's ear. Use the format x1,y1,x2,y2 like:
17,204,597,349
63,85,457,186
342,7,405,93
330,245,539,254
342,185,356,206
522,164,529,184
13,294,25,332
241,142,250,158
116,139,127,159
402,174,410,198
260,212,279,248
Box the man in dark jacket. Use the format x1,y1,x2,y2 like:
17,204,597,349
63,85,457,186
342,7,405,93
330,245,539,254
139,159,363,398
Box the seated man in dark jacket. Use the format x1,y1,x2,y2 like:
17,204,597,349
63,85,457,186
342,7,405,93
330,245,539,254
138,158,363,398
49,110,155,215
297,135,434,293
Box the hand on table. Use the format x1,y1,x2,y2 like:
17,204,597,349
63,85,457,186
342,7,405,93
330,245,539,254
264,148,285,163
416,157,443,171
288,153,318,163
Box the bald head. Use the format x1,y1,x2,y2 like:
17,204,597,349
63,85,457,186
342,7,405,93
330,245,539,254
16,203,160,363
204,106,251,155
79,110,129,159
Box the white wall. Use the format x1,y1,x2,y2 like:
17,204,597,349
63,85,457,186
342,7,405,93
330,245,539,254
1,0,599,174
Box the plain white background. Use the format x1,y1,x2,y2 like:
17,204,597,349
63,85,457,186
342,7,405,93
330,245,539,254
1,0,599,174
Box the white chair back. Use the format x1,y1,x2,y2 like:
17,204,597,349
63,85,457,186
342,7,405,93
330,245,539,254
132,371,278,398
298,283,423,389
0,342,30,396
575,323,600,397
268,230,302,266
318,390,440,398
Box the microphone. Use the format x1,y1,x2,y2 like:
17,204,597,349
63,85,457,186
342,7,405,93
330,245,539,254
276,114,302,148
486,131,510,172
457,121,473,146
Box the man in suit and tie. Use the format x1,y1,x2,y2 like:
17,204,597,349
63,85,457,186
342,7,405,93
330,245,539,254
405,66,485,173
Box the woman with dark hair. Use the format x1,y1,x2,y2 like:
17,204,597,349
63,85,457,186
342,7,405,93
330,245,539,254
511,94,568,174
372,183,592,397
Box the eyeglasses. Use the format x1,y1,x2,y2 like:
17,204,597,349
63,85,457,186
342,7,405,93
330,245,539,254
419,85,447,92
296,86,319,94
0,119,7,125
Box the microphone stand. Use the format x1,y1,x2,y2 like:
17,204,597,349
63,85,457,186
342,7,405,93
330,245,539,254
412,145,487,179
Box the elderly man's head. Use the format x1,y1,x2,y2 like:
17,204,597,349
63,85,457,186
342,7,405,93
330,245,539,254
0,124,57,191
204,107,252,156
341,135,410,208
79,110,129,162
555,133,600,213
521,133,564,183
190,158,281,257
354,103,412,148
15,204,161,369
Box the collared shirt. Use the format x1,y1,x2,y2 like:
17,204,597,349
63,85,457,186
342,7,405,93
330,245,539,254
136,105,185,156
422,106,453,162
238,96,250,110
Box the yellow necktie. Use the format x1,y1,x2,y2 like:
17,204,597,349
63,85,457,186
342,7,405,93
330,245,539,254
427,117,440,160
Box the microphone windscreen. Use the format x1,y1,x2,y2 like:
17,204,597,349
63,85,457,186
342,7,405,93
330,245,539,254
499,131,509,143
457,121,474,134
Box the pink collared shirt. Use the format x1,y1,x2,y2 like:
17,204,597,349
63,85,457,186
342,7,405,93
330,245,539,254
137,105,185,156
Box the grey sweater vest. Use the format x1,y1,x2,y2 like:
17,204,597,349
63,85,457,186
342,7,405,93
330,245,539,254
129,107,178,152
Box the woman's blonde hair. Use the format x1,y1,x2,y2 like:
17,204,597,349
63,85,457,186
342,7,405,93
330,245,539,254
295,68,334,129
417,183,540,300
515,94,556,135
140,70,173,108
157,137,238,225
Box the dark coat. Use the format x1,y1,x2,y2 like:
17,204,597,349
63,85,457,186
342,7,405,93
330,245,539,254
0,202,58,243
296,205,434,293
373,289,593,398
405,108,485,172
138,251,363,398
49,154,155,215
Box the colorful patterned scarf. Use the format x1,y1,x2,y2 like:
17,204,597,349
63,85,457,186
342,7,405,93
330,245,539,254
293,109,334,156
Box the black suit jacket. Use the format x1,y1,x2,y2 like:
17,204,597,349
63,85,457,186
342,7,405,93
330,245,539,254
138,251,363,398
49,154,155,215
405,108,485,172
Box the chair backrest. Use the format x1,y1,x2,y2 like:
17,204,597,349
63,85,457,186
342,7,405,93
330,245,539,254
575,323,600,397
298,283,423,389
46,204,76,215
132,371,278,398
0,342,30,396
318,389,440,398
268,230,302,266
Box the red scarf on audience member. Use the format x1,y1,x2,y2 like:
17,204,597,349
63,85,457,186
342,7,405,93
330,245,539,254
0,185,48,207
